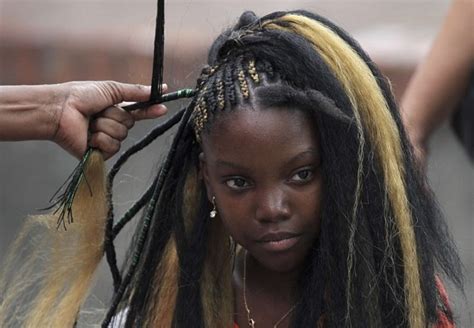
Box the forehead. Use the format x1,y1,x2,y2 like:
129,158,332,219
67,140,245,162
201,106,319,160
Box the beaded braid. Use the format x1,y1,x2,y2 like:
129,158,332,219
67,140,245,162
192,55,271,141
247,58,260,84
192,64,219,141
216,69,226,111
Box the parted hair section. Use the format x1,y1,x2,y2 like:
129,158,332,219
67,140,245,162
0,9,462,328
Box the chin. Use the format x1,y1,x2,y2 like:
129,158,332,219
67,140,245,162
255,248,308,274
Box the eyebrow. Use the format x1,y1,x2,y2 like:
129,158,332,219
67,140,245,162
286,149,320,166
214,149,320,170
215,160,249,170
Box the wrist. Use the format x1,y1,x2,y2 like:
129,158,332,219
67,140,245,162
0,84,67,141
45,83,69,141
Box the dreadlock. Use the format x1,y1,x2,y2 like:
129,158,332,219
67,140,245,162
0,9,462,328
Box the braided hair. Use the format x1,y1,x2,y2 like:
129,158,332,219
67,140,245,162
0,10,462,328
101,10,462,327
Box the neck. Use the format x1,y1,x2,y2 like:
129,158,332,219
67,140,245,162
247,253,300,300
233,249,302,328
234,249,302,305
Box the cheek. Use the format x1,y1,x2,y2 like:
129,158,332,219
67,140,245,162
298,180,323,233
212,193,253,244
216,199,247,235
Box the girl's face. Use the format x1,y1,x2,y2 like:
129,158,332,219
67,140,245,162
200,106,322,273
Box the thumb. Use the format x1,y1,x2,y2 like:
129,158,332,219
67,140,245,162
106,82,169,103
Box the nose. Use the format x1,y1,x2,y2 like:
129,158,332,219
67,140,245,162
255,186,291,223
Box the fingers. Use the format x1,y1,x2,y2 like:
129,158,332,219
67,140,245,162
76,81,168,116
87,84,170,159
89,105,134,159
90,117,129,141
98,105,135,128
89,132,121,160
99,81,168,104
130,104,168,121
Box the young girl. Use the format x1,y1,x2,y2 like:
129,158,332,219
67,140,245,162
0,10,462,328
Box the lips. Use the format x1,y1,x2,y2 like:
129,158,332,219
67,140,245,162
256,232,302,252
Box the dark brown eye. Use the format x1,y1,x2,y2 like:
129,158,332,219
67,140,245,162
291,169,313,183
225,177,249,190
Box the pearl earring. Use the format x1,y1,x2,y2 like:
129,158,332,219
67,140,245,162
210,196,217,219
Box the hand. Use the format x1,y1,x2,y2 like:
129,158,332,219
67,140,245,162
53,81,168,159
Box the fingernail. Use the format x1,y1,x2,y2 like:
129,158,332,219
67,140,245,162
158,104,168,112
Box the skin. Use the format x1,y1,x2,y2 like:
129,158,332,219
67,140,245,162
200,106,322,327
0,81,168,159
401,0,474,167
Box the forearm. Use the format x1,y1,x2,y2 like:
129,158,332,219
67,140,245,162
402,0,474,145
0,84,65,141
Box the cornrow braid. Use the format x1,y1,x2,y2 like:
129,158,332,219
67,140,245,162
192,62,225,140
223,62,237,107
247,57,260,84
191,54,276,142
192,88,209,142
215,69,226,111
236,56,250,99
204,75,219,119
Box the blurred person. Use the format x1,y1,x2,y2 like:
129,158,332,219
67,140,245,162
0,81,168,159
402,0,474,167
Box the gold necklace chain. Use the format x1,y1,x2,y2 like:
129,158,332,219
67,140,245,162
243,251,298,328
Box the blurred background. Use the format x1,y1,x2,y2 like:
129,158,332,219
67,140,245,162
0,0,472,326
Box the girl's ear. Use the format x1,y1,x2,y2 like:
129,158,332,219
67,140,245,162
199,152,213,201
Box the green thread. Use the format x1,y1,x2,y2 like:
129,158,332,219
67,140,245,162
44,147,93,230
123,88,196,112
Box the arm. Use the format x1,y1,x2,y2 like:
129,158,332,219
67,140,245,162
0,84,62,141
0,81,167,158
401,0,474,164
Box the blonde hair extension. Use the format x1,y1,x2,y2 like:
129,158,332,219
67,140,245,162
183,166,234,326
145,168,201,326
146,237,179,328
264,15,425,328
144,167,233,326
0,150,107,328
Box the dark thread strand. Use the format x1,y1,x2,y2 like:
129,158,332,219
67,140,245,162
102,106,194,327
123,89,195,112
112,176,158,237
103,109,185,291
43,147,93,230
150,0,165,101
